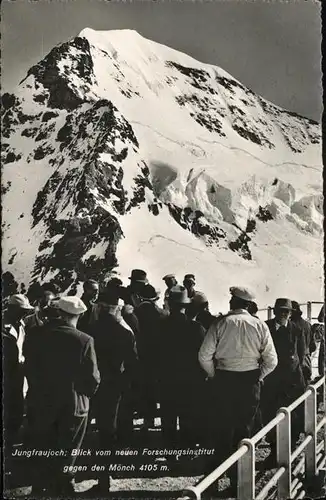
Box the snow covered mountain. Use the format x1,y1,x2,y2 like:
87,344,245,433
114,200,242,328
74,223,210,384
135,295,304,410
1,28,323,312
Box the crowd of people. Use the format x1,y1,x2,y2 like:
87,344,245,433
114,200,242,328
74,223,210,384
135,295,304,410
2,269,325,497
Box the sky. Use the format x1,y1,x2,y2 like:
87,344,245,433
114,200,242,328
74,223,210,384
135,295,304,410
1,0,323,122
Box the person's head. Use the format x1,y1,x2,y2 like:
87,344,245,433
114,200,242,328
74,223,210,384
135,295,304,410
139,285,160,304
55,296,87,328
38,289,55,310
163,274,177,290
42,283,61,297
248,301,258,316
6,294,34,322
291,301,302,321
273,298,292,325
191,292,209,316
128,269,148,292
168,286,191,314
103,278,123,306
82,279,99,303
183,274,195,291
229,286,255,311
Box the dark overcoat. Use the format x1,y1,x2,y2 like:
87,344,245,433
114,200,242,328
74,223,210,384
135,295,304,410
24,319,100,426
262,319,305,419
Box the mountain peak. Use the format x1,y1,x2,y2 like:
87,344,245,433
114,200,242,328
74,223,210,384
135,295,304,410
79,27,142,40
1,29,322,310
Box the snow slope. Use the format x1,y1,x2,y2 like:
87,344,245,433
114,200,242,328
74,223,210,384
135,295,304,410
1,28,323,311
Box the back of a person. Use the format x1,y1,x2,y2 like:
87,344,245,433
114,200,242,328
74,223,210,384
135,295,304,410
214,312,265,371
196,309,215,331
26,322,91,420
136,303,165,352
159,313,204,381
93,311,134,380
266,318,299,371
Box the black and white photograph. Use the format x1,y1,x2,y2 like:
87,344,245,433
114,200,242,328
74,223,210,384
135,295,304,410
1,0,325,499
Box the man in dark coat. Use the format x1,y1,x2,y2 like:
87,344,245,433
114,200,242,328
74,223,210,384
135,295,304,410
3,295,34,463
122,269,149,308
90,289,138,493
162,274,178,311
24,296,100,496
183,274,197,299
134,285,167,431
262,298,306,462
77,279,100,335
186,291,215,331
158,286,206,448
291,300,317,383
24,286,56,332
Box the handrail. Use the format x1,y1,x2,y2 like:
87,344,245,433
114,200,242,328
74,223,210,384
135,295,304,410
292,456,305,476
251,413,284,444
317,416,326,432
291,480,304,498
255,467,285,500
181,375,325,500
313,376,325,389
288,389,312,412
182,444,248,499
291,435,312,462
258,300,324,321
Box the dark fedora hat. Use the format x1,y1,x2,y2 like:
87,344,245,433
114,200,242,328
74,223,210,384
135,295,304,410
139,284,160,302
128,269,148,283
106,277,123,289
274,298,293,310
291,301,302,312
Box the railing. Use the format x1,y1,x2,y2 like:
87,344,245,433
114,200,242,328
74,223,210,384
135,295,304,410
258,301,324,322
181,376,325,500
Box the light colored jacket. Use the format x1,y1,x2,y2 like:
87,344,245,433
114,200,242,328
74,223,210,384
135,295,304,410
199,309,278,380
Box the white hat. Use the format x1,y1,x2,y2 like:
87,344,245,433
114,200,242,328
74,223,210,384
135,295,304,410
193,292,208,305
230,286,255,302
163,274,176,281
55,296,87,315
8,294,34,310
169,286,191,304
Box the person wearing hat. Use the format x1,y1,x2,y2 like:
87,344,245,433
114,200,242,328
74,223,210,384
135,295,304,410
122,269,149,309
157,286,206,448
24,285,57,332
198,286,277,494
291,300,316,383
183,274,197,299
89,290,139,493
77,279,100,335
187,291,215,331
98,277,139,334
162,274,178,311
2,294,34,463
261,298,306,467
23,296,100,496
134,284,168,433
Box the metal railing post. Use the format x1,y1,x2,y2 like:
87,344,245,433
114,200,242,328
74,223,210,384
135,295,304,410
307,302,312,322
238,439,255,500
277,407,291,500
305,386,317,480
267,306,273,320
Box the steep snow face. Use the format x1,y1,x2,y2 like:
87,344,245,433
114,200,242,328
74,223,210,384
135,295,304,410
1,28,323,310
